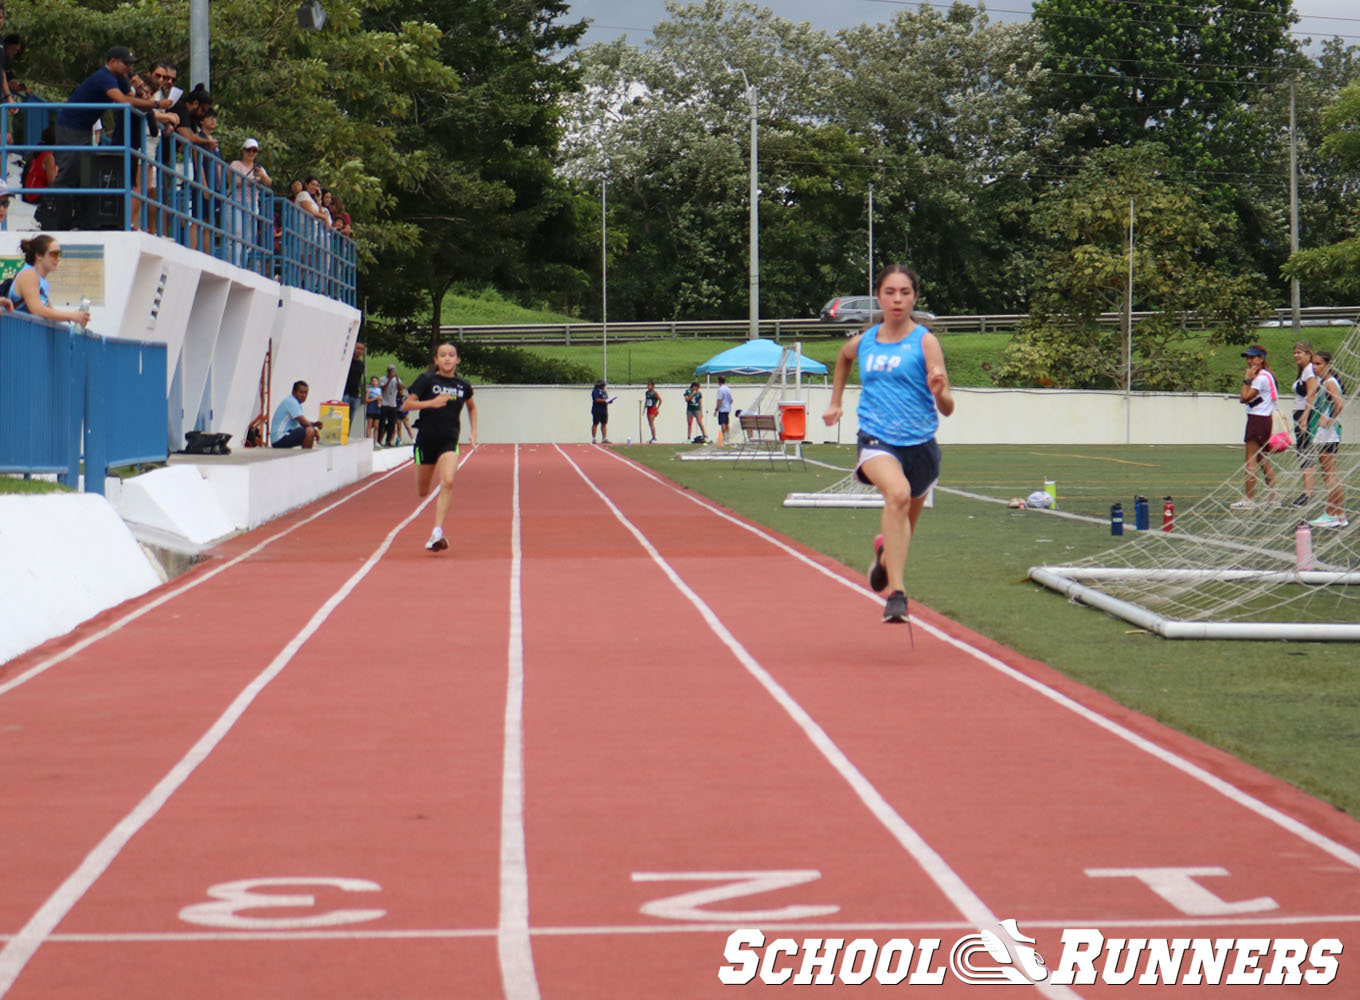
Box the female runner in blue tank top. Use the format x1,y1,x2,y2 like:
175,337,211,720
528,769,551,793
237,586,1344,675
822,265,954,624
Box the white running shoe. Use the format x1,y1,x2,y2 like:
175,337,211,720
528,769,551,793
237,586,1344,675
426,531,449,551
1229,499,1255,510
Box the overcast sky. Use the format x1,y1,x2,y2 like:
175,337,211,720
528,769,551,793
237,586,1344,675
560,0,1360,51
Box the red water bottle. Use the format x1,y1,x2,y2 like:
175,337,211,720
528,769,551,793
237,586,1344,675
1162,496,1175,532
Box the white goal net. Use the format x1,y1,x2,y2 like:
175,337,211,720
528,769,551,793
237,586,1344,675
1031,317,1360,640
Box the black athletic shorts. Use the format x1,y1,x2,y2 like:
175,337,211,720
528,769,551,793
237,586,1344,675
854,431,940,498
414,428,460,466
1294,411,1317,467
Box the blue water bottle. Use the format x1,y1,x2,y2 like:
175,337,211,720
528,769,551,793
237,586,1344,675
1111,502,1124,535
1135,495,1149,531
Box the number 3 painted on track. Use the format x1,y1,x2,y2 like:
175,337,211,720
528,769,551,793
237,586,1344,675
179,877,386,930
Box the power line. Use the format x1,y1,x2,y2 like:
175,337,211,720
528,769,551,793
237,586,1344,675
861,0,1360,44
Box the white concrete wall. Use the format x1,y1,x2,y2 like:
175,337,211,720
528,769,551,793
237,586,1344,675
464,383,1245,446
0,232,360,454
268,287,363,428
0,494,163,664
190,439,377,531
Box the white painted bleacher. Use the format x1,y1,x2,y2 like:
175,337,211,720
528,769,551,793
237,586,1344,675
1,437,411,665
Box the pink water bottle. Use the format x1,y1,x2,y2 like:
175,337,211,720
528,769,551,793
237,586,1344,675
1296,522,1314,572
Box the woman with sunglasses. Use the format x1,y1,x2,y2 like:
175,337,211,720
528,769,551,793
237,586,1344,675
229,138,271,186
11,235,91,327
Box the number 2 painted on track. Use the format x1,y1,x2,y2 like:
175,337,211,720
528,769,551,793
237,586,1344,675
179,877,386,930
632,870,839,922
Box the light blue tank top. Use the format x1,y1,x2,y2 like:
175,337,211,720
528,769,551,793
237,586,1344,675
11,264,50,314
856,323,937,446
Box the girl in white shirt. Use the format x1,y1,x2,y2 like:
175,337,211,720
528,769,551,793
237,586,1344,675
1233,345,1278,509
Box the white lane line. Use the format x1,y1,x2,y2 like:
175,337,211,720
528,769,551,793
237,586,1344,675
0,461,413,699
20,910,1360,944
0,463,453,996
599,447,1360,875
498,445,541,1000
556,446,1081,1000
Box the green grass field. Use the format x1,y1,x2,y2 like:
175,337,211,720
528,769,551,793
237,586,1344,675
621,442,1360,818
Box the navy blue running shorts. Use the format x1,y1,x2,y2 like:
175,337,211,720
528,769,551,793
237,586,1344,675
855,431,940,499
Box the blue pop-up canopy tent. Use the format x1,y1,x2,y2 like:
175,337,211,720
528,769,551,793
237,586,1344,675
694,339,827,377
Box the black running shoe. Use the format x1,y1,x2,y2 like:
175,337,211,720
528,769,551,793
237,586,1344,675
868,534,887,592
1291,493,1310,508
882,590,908,624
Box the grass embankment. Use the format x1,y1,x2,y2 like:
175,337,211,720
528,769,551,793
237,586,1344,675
0,477,69,495
393,287,1351,389
622,442,1360,818
522,326,1350,389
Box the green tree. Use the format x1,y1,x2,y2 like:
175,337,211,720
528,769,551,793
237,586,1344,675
1031,0,1299,290
1281,78,1360,298
13,0,457,258
12,0,590,353
559,2,850,321
827,4,1080,313
361,0,589,349
1032,0,1297,168
994,145,1271,390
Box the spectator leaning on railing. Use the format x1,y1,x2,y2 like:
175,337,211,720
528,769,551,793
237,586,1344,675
290,176,328,226
167,84,215,159
54,47,173,227
305,177,331,225
144,61,182,232
329,193,352,237
229,137,271,186
190,110,225,252
165,86,215,239
226,139,270,265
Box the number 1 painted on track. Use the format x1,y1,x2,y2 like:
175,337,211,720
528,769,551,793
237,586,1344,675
179,877,387,930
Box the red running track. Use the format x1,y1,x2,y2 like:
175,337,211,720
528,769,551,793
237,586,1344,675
1,443,1358,998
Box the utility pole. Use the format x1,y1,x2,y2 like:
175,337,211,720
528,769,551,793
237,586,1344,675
1125,197,1135,444
1290,79,1301,335
732,70,759,340
867,183,875,299
746,78,759,340
601,172,608,381
190,0,210,89
1125,197,1135,391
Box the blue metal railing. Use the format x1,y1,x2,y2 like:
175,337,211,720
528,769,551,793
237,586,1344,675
0,311,167,493
3,102,355,305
